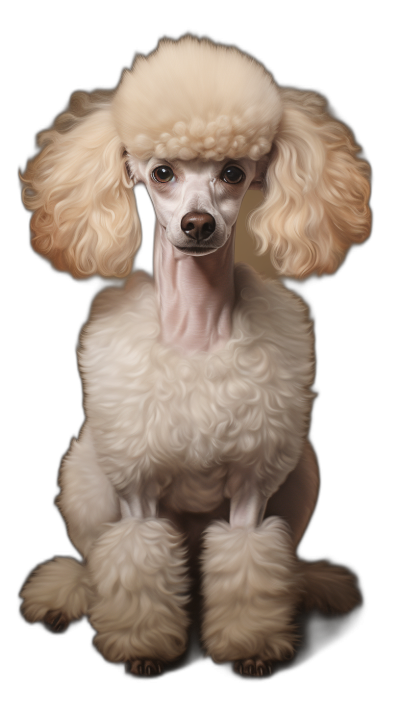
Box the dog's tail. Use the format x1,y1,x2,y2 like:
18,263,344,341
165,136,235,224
299,559,362,615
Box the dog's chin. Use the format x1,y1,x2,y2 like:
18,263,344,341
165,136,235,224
175,245,220,256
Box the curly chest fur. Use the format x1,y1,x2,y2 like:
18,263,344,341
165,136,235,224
79,266,314,511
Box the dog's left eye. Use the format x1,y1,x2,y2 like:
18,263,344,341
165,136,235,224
151,166,175,183
221,166,245,184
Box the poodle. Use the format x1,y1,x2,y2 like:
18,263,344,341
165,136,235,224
20,36,371,677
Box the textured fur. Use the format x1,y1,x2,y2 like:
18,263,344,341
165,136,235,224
300,560,362,614
20,557,89,623
113,37,282,161
202,518,300,662
87,518,189,662
248,88,371,276
57,424,121,557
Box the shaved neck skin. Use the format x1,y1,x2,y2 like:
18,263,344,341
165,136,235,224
153,222,236,354
130,155,265,354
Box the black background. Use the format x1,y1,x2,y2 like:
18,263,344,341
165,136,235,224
7,4,397,711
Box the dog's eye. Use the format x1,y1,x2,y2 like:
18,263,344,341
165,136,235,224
151,166,175,183
221,166,245,184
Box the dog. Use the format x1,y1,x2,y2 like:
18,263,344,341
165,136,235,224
20,36,371,677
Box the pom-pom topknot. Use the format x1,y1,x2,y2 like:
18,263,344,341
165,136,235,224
112,36,282,161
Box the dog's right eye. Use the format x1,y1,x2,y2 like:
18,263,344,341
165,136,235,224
221,165,245,184
151,166,175,183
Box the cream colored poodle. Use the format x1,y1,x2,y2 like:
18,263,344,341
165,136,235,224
20,36,371,677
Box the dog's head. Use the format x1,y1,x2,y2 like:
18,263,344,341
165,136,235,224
21,36,371,278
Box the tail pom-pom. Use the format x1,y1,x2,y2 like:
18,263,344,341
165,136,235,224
300,559,362,615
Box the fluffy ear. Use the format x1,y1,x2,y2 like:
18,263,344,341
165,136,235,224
248,88,371,277
21,91,141,278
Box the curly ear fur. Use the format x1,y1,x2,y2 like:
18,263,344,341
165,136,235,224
248,88,371,277
21,91,141,278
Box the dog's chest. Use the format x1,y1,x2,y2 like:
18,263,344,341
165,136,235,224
80,270,314,504
87,333,274,491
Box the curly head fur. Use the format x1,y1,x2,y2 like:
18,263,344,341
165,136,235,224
113,37,282,162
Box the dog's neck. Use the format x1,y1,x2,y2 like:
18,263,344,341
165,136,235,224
153,222,235,354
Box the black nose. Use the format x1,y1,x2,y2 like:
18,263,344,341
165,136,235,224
181,212,216,241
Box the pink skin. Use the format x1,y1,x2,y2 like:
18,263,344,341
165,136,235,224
128,156,266,353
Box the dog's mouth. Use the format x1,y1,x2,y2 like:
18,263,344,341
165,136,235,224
175,245,219,256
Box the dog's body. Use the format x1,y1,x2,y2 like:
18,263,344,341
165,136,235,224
20,37,371,677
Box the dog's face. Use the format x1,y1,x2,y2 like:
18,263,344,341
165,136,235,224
128,157,265,256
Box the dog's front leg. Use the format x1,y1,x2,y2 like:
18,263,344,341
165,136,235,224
202,470,300,676
229,475,268,529
87,484,190,676
118,491,157,519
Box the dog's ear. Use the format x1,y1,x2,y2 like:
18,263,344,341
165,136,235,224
248,155,270,191
124,151,146,186
21,91,141,278
248,88,371,277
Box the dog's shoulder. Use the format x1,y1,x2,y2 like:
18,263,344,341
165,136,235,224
87,270,154,320
234,263,313,342
78,270,158,354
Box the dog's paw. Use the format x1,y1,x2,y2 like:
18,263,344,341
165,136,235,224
234,658,273,677
127,659,164,677
43,610,70,633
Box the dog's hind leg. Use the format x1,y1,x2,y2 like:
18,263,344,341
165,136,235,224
264,440,361,614
57,423,121,558
265,439,320,548
20,424,121,630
